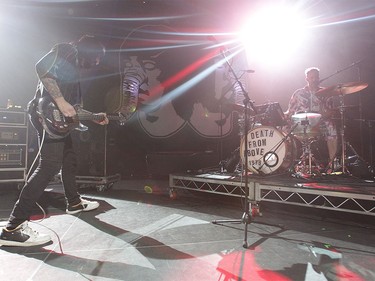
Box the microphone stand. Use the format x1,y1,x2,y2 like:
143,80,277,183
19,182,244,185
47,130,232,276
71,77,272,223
319,60,363,84
211,46,257,249
217,71,247,173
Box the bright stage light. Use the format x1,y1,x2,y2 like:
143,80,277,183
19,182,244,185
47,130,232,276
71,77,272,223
239,4,307,67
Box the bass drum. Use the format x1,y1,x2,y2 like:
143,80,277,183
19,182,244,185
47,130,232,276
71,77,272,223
240,126,298,175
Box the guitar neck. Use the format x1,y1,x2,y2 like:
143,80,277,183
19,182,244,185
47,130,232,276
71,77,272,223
76,113,119,122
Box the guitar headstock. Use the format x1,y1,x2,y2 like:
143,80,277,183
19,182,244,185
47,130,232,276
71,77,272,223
117,112,127,126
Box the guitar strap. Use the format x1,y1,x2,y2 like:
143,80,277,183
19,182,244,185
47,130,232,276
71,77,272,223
78,80,83,107
27,82,44,133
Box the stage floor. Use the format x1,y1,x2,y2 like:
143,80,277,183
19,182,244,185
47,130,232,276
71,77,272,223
1,177,375,280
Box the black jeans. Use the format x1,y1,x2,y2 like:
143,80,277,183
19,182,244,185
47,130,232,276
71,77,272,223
7,134,81,229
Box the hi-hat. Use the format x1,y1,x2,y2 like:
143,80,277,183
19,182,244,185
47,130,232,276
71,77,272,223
316,82,368,98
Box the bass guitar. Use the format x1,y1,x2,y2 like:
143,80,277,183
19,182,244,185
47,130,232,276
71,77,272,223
32,96,127,139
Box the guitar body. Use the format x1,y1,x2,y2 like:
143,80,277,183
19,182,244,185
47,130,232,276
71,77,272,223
37,97,80,139
31,95,126,139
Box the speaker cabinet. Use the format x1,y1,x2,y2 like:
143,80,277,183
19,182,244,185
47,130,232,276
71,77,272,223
71,123,120,177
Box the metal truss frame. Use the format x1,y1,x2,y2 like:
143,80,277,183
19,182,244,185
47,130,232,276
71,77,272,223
169,174,248,198
169,174,375,216
257,183,375,216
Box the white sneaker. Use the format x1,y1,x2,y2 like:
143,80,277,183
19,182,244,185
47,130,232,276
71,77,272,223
0,221,51,247
66,198,99,215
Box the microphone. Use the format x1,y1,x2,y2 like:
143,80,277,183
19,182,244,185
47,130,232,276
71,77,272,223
241,69,255,73
207,35,230,53
352,58,364,66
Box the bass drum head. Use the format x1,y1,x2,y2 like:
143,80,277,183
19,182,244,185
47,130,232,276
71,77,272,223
240,126,296,175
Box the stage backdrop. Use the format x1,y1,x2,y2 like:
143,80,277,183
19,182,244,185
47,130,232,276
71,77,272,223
80,25,250,176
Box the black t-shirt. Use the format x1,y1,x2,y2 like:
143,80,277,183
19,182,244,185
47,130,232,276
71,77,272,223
35,43,81,105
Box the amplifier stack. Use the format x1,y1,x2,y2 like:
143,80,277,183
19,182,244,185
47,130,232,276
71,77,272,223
0,108,28,186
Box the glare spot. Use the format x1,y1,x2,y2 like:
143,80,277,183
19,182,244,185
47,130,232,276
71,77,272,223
239,4,307,67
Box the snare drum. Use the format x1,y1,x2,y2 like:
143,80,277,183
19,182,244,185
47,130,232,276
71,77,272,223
291,112,322,140
240,126,297,175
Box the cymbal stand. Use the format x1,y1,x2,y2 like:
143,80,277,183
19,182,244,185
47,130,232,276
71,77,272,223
369,120,374,167
338,94,348,174
318,60,365,173
218,103,225,173
211,43,257,249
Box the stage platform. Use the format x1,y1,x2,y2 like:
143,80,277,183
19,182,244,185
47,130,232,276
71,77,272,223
170,171,375,216
1,177,375,280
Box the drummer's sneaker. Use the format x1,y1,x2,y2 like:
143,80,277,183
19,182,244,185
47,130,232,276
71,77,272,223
326,158,343,174
66,198,99,214
0,221,51,247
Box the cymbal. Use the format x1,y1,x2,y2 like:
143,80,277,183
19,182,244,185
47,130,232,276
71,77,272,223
230,103,245,112
316,82,368,98
291,112,321,119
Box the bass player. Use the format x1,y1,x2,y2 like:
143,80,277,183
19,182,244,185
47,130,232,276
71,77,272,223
0,35,108,247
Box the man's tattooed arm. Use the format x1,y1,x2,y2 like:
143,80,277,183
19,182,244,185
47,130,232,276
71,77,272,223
40,77,63,99
40,77,76,117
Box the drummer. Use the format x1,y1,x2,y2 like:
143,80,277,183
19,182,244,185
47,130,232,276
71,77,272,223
284,67,338,172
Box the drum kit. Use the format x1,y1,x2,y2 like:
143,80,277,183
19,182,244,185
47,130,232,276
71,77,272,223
235,81,369,177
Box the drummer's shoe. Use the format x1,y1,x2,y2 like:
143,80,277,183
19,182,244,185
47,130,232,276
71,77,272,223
325,159,341,174
326,165,333,174
325,164,336,174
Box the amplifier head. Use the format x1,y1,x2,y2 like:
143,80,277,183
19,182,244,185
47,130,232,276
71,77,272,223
0,110,26,126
